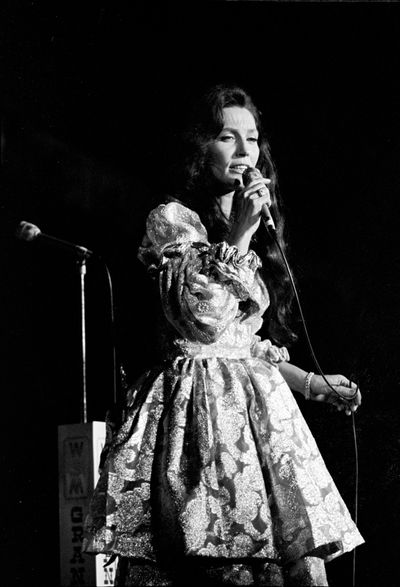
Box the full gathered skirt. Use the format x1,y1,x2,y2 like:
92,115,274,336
83,356,363,585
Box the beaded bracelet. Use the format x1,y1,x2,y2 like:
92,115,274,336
304,372,315,400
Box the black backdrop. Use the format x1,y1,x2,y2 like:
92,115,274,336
2,2,400,586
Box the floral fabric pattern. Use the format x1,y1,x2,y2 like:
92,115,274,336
83,202,364,583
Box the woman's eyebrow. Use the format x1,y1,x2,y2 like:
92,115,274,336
221,126,258,133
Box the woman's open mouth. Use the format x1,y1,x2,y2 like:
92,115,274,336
229,165,248,174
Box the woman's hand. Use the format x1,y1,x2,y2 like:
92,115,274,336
310,374,361,416
228,176,271,254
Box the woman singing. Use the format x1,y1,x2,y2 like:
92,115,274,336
83,84,364,586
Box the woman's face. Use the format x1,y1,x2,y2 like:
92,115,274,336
206,106,260,191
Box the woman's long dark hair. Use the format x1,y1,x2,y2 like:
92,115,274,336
167,83,297,347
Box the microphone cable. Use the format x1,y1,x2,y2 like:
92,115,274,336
265,218,360,587
85,254,119,409
103,260,118,406
72,253,119,413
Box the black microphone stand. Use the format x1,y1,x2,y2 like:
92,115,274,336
17,220,119,582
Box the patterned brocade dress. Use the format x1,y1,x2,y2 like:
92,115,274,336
82,202,364,586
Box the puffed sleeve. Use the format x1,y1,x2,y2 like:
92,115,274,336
137,202,262,344
250,335,290,364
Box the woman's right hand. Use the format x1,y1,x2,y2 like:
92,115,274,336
228,176,272,254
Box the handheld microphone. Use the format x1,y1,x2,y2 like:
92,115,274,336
242,167,276,231
16,221,94,258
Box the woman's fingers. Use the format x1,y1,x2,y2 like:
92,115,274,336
249,193,271,208
237,184,271,214
334,385,357,400
246,182,271,207
236,178,271,203
242,177,271,195
312,374,362,416
331,384,361,415
335,385,361,406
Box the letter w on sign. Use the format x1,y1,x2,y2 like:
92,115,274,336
63,436,90,499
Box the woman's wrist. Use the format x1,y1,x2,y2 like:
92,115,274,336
303,372,315,400
227,228,252,255
278,362,308,394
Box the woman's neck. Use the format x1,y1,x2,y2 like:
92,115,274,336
217,191,235,220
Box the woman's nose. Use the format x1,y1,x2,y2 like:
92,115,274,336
235,137,249,156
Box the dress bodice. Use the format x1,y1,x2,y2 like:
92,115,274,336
138,201,289,363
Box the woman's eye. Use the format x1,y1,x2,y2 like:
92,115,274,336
247,137,259,143
219,135,234,142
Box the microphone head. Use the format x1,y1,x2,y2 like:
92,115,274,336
242,167,262,186
16,221,42,242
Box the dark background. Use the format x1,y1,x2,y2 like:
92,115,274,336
1,2,400,586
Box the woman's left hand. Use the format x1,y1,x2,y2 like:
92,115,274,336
310,374,361,416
